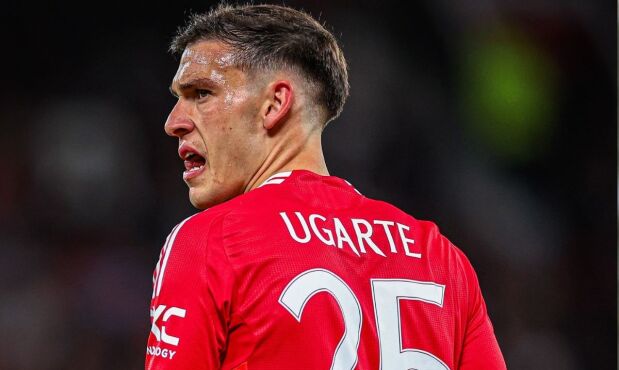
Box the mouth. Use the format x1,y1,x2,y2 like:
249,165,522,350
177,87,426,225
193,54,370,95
180,148,206,181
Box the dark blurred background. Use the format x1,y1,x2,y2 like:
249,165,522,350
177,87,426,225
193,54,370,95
0,0,616,369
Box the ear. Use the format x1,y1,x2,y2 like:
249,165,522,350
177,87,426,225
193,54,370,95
262,80,293,130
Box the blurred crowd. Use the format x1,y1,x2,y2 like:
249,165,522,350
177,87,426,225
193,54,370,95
0,1,615,369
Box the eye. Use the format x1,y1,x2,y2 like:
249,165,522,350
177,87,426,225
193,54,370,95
196,89,211,100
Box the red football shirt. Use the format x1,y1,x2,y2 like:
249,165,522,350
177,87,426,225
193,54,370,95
145,170,506,370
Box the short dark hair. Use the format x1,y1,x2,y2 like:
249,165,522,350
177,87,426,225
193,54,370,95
170,4,349,124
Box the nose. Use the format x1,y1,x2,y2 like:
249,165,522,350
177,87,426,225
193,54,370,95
164,100,194,138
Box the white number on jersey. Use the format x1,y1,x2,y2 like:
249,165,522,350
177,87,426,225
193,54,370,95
279,268,450,370
279,269,362,370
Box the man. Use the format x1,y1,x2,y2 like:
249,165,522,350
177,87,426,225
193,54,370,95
146,4,506,370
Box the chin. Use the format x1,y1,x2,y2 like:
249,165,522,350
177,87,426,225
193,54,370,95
187,187,212,210
188,186,235,210
189,197,208,210
188,191,214,210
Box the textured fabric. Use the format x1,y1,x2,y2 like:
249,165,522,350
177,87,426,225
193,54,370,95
145,170,506,370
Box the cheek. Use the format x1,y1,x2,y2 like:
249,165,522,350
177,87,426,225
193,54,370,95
223,90,249,111
223,90,247,108
222,120,264,166
225,97,262,135
196,99,263,159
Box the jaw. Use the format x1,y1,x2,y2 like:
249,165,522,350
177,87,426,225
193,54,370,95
187,174,214,210
186,172,244,210
188,186,219,210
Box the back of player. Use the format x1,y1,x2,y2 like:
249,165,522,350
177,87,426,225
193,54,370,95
146,170,505,370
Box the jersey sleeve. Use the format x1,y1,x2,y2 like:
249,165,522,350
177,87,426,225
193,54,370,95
146,214,235,370
455,249,507,370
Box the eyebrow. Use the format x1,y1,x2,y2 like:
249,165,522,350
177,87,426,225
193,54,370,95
169,77,218,97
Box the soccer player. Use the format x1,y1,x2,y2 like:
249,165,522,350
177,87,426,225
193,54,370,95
145,4,506,370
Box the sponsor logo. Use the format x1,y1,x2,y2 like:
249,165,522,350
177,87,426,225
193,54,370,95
146,346,177,359
150,305,186,346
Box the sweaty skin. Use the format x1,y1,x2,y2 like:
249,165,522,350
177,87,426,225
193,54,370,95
165,40,328,209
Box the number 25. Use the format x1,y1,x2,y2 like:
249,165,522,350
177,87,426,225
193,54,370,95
279,268,450,370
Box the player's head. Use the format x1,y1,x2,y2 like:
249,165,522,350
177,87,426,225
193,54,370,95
165,4,349,209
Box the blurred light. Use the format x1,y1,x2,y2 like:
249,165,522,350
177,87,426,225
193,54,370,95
461,28,557,162
31,98,149,230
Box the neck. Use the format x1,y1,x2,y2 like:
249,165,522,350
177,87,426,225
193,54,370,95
244,127,328,192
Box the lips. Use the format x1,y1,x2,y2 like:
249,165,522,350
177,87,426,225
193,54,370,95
183,152,206,171
178,145,206,181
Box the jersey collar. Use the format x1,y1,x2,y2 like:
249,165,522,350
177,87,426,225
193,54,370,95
256,170,361,195
257,171,293,188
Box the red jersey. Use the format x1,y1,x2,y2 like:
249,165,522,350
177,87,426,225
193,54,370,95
145,170,506,370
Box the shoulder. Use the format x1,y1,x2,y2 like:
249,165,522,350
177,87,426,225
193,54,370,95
369,196,476,268
153,204,239,295
416,222,481,307
365,197,448,241
163,202,235,250
164,189,271,248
